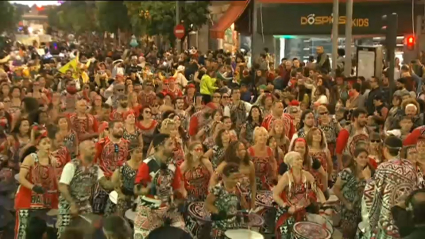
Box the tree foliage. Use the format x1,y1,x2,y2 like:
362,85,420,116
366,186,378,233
124,1,210,40
0,2,20,34
47,2,98,34
96,1,131,33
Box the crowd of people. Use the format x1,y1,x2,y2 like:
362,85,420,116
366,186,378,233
0,39,425,239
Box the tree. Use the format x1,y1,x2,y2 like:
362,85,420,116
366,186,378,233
0,2,20,34
96,1,131,33
124,1,210,42
47,2,98,34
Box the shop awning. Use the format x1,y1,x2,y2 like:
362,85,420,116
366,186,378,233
210,0,250,39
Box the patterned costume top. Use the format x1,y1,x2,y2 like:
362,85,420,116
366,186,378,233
248,146,274,190
138,120,158,157
62,130,78,158
336,124,369,156
123,127,142,152
211,145,226,169
15,153,58,210
318,118,340,144
58,159,100,214
229,101,248,131
50,146,71,177
95,137,129,178
262,113,295,139
183,163,210,201
362,158,419,239
138,91,157,107
67,113,98,140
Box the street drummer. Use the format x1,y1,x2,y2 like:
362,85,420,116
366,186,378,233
57,139,115,238
133,133,187,239
104,146,142,217
273,151,326,239
205,163,249,239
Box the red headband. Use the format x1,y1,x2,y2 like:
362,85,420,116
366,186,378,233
36,131,48,144
295,137,306,143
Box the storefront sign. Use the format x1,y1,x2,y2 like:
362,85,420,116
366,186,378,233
300,15,369,27
258,1,422,35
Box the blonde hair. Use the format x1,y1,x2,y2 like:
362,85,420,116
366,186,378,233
160,118,176,133
284,151,301,167
253,126,268,143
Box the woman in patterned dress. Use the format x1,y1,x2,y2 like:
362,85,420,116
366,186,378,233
137,106,158,157
56,115,78,158
123,110,143,154
210,141,256,210
248,127,277,190
273,152,326,239
181,141,213,201
317,105,340,163
204,129,230,169
286,138,328,192
240,105,263,147
14,131,58,239
306,127,333,185
269,119,290,155
332,148,372,239
205,163,249,239
104,146,143,217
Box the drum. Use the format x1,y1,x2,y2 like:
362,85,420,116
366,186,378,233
292,221,331,239
125,209,136,222
46,209,58,228
109,191,118,205
225,229,264,239
356,221,367,239
240,213,265,229
140,196,162,209
255,190,273,208
186,202,211,238
306,213,333,235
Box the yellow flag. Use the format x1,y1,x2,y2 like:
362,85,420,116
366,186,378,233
59,52,79,79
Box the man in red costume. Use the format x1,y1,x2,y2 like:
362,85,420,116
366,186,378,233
92,120,129,214
110,95,131,121
335,108,369,171
262,101,295,139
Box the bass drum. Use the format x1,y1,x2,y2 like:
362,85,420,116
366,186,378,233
306,213,333,235
225,229,264,239
291,221,331,239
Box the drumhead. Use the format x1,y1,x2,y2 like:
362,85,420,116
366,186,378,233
255,190,273,207
125,209,136,222
46,209,58,216
109,191,118,204
188,201,211,221
225,229,264,239
293,222,331,239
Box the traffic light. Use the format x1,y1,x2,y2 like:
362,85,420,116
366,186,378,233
381,13,398,57
405,35,415,50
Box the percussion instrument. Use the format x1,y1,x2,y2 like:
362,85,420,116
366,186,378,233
292,221,331,239
356,221,367,239
109,191,118,204
140,196,162,209
225,229,264,239
255,190,273,208
306,213,333,235
125,209,136,222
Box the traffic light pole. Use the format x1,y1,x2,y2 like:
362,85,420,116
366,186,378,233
176,1,181,53
344,0,353,77
385,13,398,100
